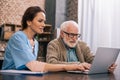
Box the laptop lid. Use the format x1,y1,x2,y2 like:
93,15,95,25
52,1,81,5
67,47,120,74
85,47,120,74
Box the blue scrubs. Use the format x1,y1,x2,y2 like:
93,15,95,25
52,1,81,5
2,31,39,70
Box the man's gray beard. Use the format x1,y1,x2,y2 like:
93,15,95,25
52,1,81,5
63,39,78,48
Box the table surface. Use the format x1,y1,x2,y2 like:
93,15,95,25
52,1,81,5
0,55,120,80
0,71,119,80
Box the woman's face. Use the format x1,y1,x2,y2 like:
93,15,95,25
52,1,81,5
28,12,46,34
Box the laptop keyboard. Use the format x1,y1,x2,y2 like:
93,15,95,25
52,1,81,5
67,69,89,73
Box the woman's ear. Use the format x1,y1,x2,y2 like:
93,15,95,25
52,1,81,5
27,21,31,26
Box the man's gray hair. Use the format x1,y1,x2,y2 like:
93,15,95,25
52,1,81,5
60,20,79,31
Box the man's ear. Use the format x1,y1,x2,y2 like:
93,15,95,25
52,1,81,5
60,31,64,38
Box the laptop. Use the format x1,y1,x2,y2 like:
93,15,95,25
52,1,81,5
67,47,120,74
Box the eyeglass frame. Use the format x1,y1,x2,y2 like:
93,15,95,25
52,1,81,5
62,30,81,38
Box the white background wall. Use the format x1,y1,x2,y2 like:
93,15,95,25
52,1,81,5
78,0,120,53
78,1,120,74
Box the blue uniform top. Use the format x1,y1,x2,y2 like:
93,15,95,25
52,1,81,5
2,31,39,70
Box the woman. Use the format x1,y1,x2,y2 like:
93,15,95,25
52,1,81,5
2,6,88,72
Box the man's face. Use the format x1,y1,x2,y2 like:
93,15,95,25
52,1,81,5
61,25,80,48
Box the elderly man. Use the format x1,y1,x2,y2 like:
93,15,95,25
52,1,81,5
46,20,116,72
46,20,93,68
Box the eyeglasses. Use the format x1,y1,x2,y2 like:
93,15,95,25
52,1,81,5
62,31,81,38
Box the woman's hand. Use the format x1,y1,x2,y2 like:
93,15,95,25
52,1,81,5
65,62,91,71
80,62,91,70
64,64,85,71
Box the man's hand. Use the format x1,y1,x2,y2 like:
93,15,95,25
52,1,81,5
108,63,117,73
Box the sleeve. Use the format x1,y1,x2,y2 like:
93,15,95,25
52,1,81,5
46,41,60,63
46,41,68,64
8,34,37,69
80,41,94,63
